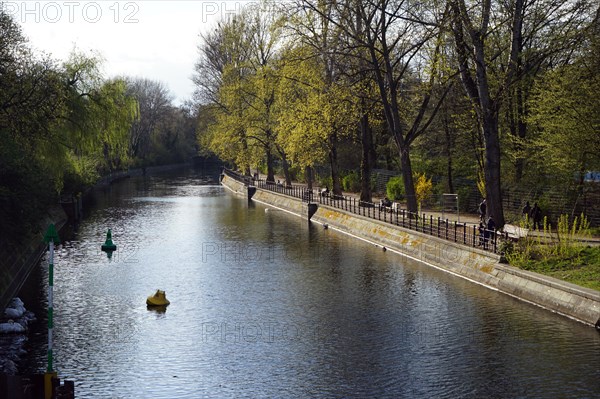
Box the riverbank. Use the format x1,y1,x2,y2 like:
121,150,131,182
221,173,600,329
0,206,68,312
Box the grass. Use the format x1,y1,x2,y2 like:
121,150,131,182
503,213,600,291
509,246,600,291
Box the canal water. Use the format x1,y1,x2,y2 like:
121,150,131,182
18,168,600,398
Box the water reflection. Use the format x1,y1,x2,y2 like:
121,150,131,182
17,168,600,398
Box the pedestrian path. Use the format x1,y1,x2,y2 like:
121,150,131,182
263,172,600,244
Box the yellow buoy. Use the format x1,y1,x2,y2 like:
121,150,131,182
146,289,170,306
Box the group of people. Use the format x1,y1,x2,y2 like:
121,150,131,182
522,201,542,230
478,197,543,235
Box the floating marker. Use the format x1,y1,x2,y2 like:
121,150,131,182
101,229,117,251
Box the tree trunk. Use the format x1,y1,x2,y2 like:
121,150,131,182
360,112,373,202
266,146,275,183
281,156,292,187
399,147,417,213
275,144,292,187
329,148,342,196
450,0,505,226
305,166,313,190
443,113,454,193
482,111,504,226
241,135,251,176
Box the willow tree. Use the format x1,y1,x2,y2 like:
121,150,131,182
60,53,138,177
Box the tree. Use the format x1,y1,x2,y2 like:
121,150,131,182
296,0,451,211
125,78,173,163
194,15,255,175
449,0,593,226
503,0,592,184
528,24,600,188
275,44,358,194
60,53,138,175
239,1,287,183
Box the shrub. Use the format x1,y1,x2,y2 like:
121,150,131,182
386,176,404,201
415,173,433,206
342,171,360,192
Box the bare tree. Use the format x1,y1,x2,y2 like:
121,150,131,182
125,77,173,162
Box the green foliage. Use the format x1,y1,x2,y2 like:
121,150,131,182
0,10,190,247
386,176,405,201
0,130,57,245
318,175,332,189
528,45,600,182
505,213,598,289
510,246,600,291
342,171,360,192
275,45,358,170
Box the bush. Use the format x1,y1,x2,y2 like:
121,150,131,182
415,173,433,205
342,171,360,192
386,176,404,201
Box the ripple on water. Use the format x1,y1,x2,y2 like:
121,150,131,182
17,172,600,398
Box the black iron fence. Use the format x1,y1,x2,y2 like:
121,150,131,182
223,168,500,254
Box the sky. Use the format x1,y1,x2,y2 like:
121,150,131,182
2,1,256,105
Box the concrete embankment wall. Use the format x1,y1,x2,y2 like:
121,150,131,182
221,174,249,197
221,175,600,327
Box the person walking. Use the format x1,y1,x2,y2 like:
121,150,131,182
478,199,487,221
522,201,531,217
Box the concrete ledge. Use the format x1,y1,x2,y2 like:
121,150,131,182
312,204,502,289
221,177,600,328
252,189,304,217
493,265,600,325
221,174,249,197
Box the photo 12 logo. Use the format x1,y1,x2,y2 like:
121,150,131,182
1,1,140,23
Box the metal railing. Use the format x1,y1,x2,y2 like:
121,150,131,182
222,168,500,254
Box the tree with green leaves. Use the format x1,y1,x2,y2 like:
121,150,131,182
194,15,255,175
295,0,452,211
528,16,600,190
448,0,593,226
276,44,358,194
